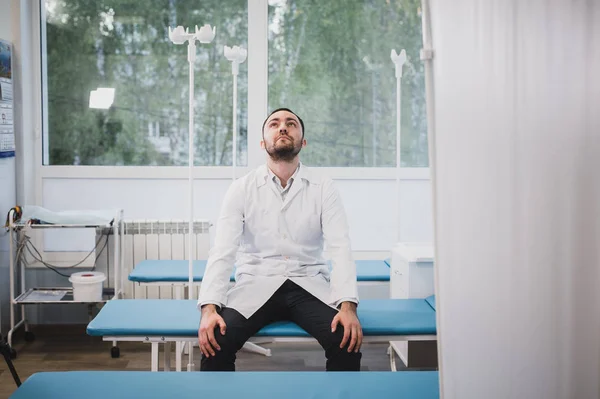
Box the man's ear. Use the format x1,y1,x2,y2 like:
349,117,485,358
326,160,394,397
302,139,307,148
260,140,265,149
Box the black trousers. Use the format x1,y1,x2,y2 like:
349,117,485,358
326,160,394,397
200,279,362,371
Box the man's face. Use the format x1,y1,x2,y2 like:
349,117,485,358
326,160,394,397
261,110,306,162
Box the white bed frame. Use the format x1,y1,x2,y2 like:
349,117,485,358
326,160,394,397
131,279,391,361
103,333,437,372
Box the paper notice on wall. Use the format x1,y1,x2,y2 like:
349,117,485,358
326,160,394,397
0,80,12,101
0,38,14,158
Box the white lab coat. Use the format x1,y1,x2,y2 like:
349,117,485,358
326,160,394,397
197,163,358,319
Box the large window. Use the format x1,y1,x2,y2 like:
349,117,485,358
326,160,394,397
42,0,248,166
40,0,428,169
268,0,427,167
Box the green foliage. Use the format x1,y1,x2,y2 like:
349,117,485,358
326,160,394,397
45,0,427,167
46,0,247,166
268,0,428,167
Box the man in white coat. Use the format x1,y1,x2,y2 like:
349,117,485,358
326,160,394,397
197,108,362,371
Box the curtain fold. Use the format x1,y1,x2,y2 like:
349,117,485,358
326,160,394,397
428,1,600,397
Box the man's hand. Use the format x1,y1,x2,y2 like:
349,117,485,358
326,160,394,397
331,302,363,353
198,305,227,357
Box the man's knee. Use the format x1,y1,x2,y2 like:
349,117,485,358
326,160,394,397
325,326,362,356
324,326,362,371
210,325,240,355
200,327,238,371
200,326,239,371
210,308,251,353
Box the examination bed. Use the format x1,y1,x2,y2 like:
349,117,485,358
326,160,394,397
124,259,391,360
128,259,390,285
87,297,437,372
9,370,440,399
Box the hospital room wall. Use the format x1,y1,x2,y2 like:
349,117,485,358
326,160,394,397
0,0,15,333
39,177,433,252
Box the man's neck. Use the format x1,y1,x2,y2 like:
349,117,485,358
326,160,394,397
267,158,299,188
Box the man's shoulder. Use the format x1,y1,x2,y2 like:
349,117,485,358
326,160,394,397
243,164,268,184
228,165,268,192
298,164,327,186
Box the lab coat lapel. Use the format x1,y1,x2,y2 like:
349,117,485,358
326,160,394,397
267,178,282,202
282,178,303,210
257,165,283,203
282,165,311,210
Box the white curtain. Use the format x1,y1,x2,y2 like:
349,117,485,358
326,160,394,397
427,1,600,398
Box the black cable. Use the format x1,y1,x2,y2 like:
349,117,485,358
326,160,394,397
26,231,105,268
24,235,109,277
0,338,21,387
16,232,110,278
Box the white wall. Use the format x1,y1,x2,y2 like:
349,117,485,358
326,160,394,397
40,176,433,253
0,0,15,334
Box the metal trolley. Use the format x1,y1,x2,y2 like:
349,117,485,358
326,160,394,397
4,208,124,358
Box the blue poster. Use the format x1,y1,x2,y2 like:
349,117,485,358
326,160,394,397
0,40,11,79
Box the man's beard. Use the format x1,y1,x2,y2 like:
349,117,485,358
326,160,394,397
265,138,302,162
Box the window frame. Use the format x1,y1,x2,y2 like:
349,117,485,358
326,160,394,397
35,0,428,177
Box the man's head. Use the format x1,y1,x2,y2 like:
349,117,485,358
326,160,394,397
261,108,306,162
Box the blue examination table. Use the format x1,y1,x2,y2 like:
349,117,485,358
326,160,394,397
87,297,436,372
10,370,440,399
124,259,392,363
128,259,390,283
128,259,390,301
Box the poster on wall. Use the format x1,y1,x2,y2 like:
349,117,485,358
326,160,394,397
0,38,15,158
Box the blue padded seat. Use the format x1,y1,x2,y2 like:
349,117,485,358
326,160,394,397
87,298,436,337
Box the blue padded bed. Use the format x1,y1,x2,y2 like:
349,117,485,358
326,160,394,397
9,370,440,399
124,260,392,364
88,298,436,337
87,297,436,372
128,259,390,283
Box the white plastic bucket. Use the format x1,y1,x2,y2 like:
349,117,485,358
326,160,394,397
69,271,106,302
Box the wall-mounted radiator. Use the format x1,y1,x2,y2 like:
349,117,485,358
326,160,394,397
96,219,212,300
